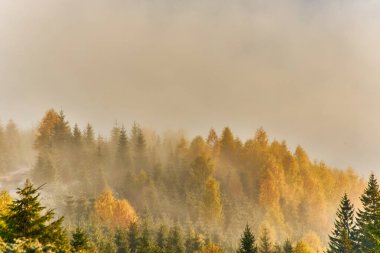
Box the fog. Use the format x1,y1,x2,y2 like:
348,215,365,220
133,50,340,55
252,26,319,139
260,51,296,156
1,0,380,174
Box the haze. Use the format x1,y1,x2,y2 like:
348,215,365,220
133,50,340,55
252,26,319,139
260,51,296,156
1,0,380,174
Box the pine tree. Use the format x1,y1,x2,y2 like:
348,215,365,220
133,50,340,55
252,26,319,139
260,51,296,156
283,239,292,253
156,224,168,253
115,229,129,253
259,227,272,253
327,193,355,253
355,174,380,253
128,222,139,253
0,179,67,246
116,126,129,169
53,110,71,147
167,225,185,253
185,229,204,253
273,243,283,253
71,227,90,251
131,123,147,170
237,224,258,253
84,123,95,146
219,127,235,161
72,123,82,146
139,223,152,253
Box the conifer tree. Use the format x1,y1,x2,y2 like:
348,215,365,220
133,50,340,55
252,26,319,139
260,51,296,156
283,239,292,253
128,222,139,253
355,174,380,253
273,243,283,253
185,229,204,253
131,123,147,170
115,229,129,253
327,193,355,253
237,224,258,253
167,225,185,253
0,179,67,247
53,110,71,147
71,227,90,251
116,126,129,168
72,123,82,145
84,123,95,146
259,227,272,253
156,224,168,253
139,223,152,253
220,127,235,161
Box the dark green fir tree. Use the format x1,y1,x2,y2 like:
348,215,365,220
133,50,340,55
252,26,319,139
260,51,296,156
71,227,90,251
355,174,380,253
283,239,293,253
327,193,355,253
237,224,258,253
0,179,67,247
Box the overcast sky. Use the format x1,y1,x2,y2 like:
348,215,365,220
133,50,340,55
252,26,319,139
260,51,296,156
1,0,380,175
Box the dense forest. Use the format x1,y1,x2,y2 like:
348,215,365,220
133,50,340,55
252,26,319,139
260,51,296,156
0,109,372,252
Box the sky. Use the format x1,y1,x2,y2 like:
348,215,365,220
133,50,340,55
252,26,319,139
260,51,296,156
1,0,380,175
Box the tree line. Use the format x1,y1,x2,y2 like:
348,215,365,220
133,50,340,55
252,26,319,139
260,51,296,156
0,109,370,251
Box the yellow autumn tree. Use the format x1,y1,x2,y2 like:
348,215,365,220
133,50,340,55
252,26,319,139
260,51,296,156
293,241,313,253
0,191,12,227
95,188,137,229
202,243,225,253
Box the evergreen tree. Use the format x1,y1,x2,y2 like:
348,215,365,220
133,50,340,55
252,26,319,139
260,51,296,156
219,127,235,161
156,224,168,253
355,174,380,253
139,223,152,253
167,225,185,253
116,126,129,169
0,179,67,247
327,193,355,253
53,110,71,147
185,229,204,253
128,222,139,253
84,123,95,146
115,229,129,253
273,243,283,253
237,224,258,253
72,123,82,146
259,228,272,253
71,227,90,251
132,123,147,170
283,239,292,253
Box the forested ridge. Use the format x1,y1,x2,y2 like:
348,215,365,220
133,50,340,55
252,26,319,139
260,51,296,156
0,109,372,252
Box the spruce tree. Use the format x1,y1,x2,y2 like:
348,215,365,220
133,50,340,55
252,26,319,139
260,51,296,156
128,222,139,253
115,229,129,253
283,239,292,253
327,193,355,253
167,225,185,253
237,224,258,253
156,224,168,253
139,223,152,253
355,174,380,253
273,243,283,253
259,227,272,253
0,179,67,246
71,227,90,251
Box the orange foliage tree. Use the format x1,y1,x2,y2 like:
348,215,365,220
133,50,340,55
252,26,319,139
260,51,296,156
95,188,137,229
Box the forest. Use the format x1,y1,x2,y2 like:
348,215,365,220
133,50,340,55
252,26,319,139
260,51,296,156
0,109,374,252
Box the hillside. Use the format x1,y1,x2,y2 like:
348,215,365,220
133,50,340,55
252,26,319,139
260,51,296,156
0,109,366,252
